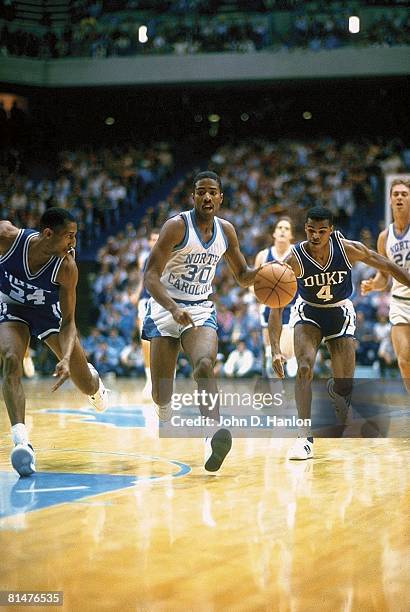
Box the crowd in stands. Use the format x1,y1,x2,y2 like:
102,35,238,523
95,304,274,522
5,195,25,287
3,136,408,379
54,136,407,380
0,143,174,252
1,3,408,59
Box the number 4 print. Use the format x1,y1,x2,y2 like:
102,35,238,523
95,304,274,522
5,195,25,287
316,285,333,302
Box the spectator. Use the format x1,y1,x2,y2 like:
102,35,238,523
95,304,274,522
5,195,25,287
224,340,255,378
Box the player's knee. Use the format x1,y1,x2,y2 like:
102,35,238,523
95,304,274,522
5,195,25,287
193,356,214,379
297,362,313,381
3,352,22,378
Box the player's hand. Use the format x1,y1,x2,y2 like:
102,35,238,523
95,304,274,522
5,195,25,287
52,358,70,391
170,306,196,328
360,278,376,295
272,352,285,379
248,264,264,286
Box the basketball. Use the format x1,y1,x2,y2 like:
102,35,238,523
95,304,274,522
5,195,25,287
254,262,297,308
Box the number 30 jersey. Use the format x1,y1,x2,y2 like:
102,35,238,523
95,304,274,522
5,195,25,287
0,229,64,308
160,210,228,301
385,222,410,300
292,231,353,306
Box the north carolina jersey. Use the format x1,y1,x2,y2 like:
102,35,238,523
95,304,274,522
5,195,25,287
385,222,410,300
160,210,228,301
0,229,64,308
261,245,293,266
292,231,353,305
139,252,151,301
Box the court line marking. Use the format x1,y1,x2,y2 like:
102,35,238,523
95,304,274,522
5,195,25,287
39,447,192,481
0,451,192,521
15,486,89,493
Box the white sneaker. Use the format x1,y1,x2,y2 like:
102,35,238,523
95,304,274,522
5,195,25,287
155,403,173,422
327,378,352,425
11,443,36,477
204,429,232,472
23,355,35,378
87,363,109,412
287,437,314,461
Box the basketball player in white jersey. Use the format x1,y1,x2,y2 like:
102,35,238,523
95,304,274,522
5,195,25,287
361,179,410,393
0,208,108,477
136,229,160,400
143,171,262,472
254,217,296,376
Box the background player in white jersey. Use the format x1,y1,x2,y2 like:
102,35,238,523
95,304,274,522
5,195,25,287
143,171,262,472
136,228,160,399
0,208,108,477
269,206,410,460
361,179,410,392
254,216,296,376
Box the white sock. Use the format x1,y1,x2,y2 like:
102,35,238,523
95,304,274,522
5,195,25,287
11,423,29,446
144,367,151,380
265,345,272,359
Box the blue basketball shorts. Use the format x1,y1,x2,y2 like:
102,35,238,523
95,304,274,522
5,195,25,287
0,301,62,340
289,297,356,341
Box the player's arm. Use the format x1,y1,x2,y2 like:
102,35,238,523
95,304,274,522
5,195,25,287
0,221,19,254
268,307,284,378
267,252,299,379
144,217,195,327
221,220,263,287
360,230,390,295
135,254,146,302
249,249,266,295
345,239,410,288
53,254,79,390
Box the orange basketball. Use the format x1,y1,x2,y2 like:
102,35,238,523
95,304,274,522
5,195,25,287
254,262,297,308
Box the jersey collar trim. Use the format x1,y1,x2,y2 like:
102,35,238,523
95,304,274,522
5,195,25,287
190,210,217,249
392,223,410,241
300,236,334,271
23,232,57,279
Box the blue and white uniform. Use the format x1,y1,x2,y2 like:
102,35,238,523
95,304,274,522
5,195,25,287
142,210,228,339
137,252,151,323
289,231,356,341
258,245,295,327
385,222,410,325
0,229,64,339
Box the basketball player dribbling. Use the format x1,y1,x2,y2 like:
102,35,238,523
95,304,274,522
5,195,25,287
361,179,410,393
143,171,262,472
0,208,108,477
254,217,297,377
269,206,410,460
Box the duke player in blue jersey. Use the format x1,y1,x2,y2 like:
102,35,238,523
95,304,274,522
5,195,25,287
0,208,108,477
269,206,410,459
254,216,297,377
143,171,262,472
362,179,410,393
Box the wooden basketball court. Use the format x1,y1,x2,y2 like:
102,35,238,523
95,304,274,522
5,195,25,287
1,378,409,611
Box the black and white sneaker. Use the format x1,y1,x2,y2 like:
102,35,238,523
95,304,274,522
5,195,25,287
11,443,36,477
287,437,314,460
204,429,232,472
